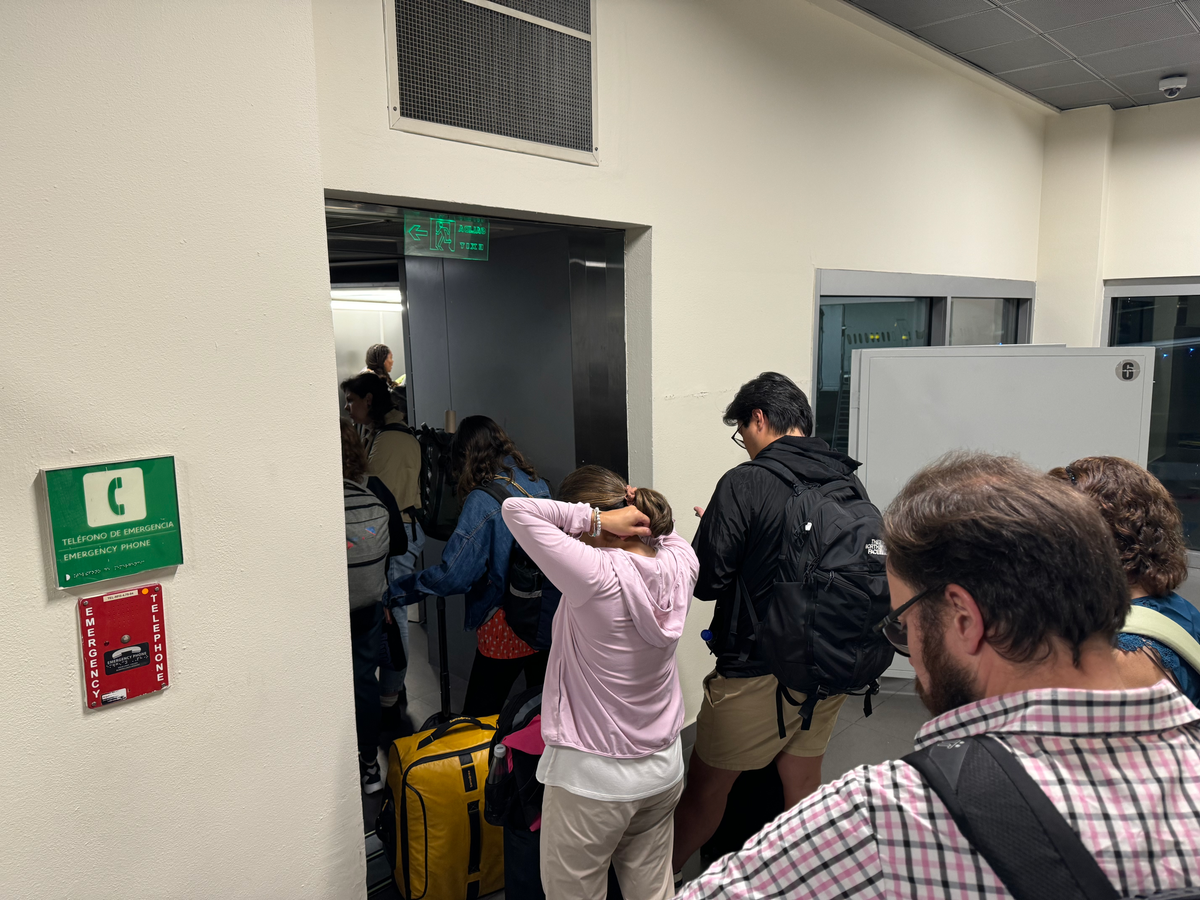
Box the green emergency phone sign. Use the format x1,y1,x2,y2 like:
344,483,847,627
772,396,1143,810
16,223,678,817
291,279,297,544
43,456,183,589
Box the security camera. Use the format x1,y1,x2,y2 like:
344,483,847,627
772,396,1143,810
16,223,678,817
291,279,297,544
1160,75,1187,99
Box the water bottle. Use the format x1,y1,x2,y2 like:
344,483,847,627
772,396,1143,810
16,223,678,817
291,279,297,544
701,629,713,642
487,743,508,784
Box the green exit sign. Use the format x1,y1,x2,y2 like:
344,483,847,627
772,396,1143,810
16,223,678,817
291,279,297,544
43,456,183,589
404,209,490,261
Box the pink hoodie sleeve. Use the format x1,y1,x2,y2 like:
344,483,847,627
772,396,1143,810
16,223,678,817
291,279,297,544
500,497,617,607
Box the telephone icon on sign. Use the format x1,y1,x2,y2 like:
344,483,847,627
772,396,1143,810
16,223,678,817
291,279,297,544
110,646,139,660
82,467,148,528
108,477,125,515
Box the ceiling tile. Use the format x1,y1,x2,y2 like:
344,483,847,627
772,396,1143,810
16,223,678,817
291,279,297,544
1126,89,1200,103
1083,32,1200,77
1032,80,1126,106
852,0,994,31
1048,4,1195,57
1113,69,1200,96
1000,58,1095,89
1186,1,1200,21
915,8,1038,53
960,35,1068,72
1004,0,1172,33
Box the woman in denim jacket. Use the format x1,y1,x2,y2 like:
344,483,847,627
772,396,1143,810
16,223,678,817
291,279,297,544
391,415,558,716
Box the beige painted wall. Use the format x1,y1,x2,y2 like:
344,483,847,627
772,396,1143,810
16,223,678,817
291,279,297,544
1034,106,1114,347
1107,97,1200,280
0,3,364,898
314,0,1049,722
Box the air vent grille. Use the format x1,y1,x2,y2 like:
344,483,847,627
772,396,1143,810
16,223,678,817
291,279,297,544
396,0,593,154
491,0,590,34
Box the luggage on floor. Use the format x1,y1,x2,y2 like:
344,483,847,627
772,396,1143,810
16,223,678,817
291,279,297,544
377,715,504,900
484,686,545,831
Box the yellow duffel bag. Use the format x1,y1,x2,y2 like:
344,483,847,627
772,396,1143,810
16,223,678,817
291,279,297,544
377,715,503,900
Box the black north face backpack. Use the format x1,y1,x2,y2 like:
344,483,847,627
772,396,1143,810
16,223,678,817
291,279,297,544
731,457,895,738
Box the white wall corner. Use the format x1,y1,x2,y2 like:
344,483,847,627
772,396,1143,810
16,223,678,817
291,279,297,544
1034,106,1116,347
625,227,653,487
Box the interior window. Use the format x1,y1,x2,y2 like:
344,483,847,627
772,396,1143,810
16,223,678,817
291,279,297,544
815,297,931,453
1111,295,1200,551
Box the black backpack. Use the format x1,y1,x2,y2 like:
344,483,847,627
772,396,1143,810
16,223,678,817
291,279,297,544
483,686,544,831
732,457,894,738
479,478,557,651
906,734,1200,900
412,424,460,542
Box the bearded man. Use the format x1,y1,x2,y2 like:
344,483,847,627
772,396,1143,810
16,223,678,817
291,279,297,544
677,452,1200,900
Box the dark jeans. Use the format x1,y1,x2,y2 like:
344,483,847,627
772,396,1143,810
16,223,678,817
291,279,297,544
350,602,385,759
461,649,549,718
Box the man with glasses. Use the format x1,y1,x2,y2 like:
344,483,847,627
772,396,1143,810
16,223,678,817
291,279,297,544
672,371,869,874
678,452,1200,899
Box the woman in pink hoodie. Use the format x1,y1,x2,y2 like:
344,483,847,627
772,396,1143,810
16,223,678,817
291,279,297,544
500,465,699,900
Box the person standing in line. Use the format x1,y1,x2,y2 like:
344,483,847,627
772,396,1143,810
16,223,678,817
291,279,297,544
677,453,1198,900
364,343,406,413
673,371,866,874
341,371,423,714
390,416,555,716
340,419,390,794
499,467,699,900
1051,456,1200,705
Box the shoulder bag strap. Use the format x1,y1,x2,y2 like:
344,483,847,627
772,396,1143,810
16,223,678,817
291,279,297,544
1122,606,1200,674
904,735,1118,900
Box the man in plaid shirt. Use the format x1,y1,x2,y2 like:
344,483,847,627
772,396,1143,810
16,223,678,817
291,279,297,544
678,453,1200,899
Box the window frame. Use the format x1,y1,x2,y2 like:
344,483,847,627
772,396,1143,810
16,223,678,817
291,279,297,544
1104,277,1200,568
811,269,1036,429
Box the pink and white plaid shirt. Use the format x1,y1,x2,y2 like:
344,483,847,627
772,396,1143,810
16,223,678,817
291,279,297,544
678,681,1200,899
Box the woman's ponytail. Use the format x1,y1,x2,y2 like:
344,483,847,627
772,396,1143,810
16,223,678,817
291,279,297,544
631,487,674,538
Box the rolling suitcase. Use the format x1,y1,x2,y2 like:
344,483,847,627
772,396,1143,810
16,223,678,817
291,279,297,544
377,714,504,900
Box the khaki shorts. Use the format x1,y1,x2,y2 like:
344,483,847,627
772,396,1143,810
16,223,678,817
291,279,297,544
694,671,847,770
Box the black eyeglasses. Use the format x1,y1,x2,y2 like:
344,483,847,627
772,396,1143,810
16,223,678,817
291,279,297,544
731,430,746,450
872,584,945,657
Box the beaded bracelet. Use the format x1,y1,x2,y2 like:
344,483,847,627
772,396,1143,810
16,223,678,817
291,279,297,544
591,507,603,538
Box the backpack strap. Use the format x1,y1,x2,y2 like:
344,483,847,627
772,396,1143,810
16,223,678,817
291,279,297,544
1122,605,1200,674
904,735,1118,900
745,457,802,491
367,420,413,456
746,457,862,501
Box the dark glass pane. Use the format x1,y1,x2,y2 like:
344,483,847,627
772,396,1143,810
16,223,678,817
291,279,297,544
815,298,930,454
1111,295,1200,551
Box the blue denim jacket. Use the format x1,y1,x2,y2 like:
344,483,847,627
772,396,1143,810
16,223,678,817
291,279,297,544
393,460,555,632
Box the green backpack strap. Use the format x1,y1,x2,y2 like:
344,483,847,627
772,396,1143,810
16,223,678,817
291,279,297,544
1122,605,1200,674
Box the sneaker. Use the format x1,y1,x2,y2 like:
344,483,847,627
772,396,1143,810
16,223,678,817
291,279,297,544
360,754,383,795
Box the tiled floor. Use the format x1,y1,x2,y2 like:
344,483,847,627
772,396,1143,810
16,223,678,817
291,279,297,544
363,629,931,899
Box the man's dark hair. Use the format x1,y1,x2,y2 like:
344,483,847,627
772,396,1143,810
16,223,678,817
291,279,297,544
884,452,1129,666
722,372,813,437
340,372,394,427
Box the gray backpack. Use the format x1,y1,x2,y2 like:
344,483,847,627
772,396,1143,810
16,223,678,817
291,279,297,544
344,479,390,610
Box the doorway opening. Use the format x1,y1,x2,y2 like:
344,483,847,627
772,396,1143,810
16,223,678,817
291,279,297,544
326,200,630,863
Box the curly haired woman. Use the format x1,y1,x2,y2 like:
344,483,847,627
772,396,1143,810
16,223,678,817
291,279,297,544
1052,456,1200,705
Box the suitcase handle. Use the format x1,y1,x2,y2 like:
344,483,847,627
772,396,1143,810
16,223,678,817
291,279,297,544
417,716,496,749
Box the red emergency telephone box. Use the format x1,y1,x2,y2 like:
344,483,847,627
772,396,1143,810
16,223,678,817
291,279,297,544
78,583,169,708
